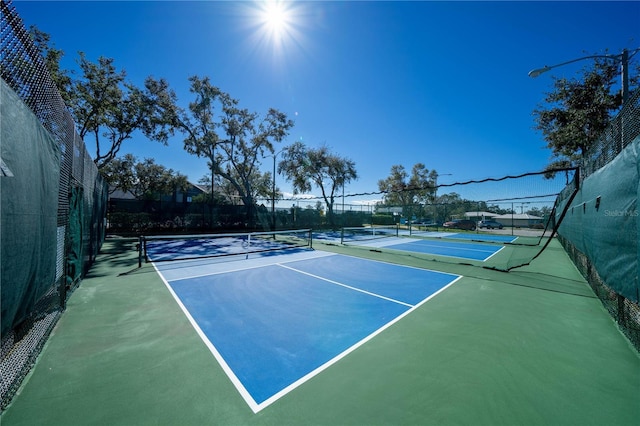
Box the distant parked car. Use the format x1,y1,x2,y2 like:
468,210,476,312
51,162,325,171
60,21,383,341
478,220,503,229
443,219,476,231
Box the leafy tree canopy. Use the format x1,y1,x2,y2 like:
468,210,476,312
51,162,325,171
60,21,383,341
175,76,294,225
278,141,357,227
101,154,189,200
28,25,72,104
378,163,438,207
533,51,639,171
29,26,179,171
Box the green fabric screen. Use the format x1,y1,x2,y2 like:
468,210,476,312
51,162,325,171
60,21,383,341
1,80,61,337
65,186,83,288
557,136,639,303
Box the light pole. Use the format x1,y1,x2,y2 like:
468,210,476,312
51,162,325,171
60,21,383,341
265,149,284,231
528,48,639,104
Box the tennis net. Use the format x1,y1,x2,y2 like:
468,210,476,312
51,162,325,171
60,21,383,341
341,225,399,244
335,168,580,272
142,229,313,262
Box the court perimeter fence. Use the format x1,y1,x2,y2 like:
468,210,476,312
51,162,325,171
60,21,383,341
555,88,640,351
1,0,639,413
1,0,108,410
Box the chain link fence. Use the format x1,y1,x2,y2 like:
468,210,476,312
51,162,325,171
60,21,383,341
557,88,640,352
1,0,107,410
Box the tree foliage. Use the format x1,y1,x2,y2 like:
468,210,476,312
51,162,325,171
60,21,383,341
101,154,188,200
28,25,72,104
532,54,636,171
377,163,437,219
278,142,358,227
30,27,179,171
69,54,179,169
175,76,294,225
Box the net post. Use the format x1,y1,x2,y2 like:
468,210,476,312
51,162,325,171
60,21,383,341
138,236,143,267
308,228,313,249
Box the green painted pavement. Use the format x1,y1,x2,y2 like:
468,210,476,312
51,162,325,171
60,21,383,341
2,238,639,425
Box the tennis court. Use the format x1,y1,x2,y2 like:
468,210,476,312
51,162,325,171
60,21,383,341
384,239,503,261
3,235,640,425
153,248,461,412
414,231,518,243
342,233,504,262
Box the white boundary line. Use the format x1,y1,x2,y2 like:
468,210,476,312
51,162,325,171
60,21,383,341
161,250,336,283
152,254,464,413
151,262,261,413
483,245,506,262
404,240,498,254
387,239,505,262
277,263,414,308
253,274,463,412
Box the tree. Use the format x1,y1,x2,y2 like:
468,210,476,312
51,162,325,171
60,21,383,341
179,76,224,200
377,163,437,220
216,101,292,217
279,142,357,228
101,154,188,200
176,76,294,227
29,25,72,104
527,205,552,220
532,53,637,172
69,54,179,169
28,27,179,171
101,153,136,196
436,192,463,222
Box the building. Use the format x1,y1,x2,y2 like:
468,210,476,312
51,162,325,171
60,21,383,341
492,213,543,228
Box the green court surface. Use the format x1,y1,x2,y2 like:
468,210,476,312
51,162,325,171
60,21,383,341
2,238,639,426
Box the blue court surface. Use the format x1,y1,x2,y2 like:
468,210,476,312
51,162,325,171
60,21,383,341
347,237,505,261
386,239,503,261
411,231,518,243
153,251,461,412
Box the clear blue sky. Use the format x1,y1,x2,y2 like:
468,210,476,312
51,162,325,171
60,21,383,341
13,1,640,207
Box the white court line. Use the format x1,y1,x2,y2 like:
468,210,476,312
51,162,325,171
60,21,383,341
254,275,463,412
277,263,414,308
153,254,464,413
151,261,261,413
405,240,499,254
159,250,336,283
484,245,506,261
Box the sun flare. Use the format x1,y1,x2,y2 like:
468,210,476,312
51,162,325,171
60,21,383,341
242,0,308,61
260,1,291,39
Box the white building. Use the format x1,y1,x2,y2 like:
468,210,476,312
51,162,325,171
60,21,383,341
492,213,543,228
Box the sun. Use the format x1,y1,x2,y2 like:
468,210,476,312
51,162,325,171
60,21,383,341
240,0,308,61
259,0,292,41
263,2,287,32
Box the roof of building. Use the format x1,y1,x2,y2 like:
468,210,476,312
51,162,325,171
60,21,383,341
463,211,499,218
493,213,542,220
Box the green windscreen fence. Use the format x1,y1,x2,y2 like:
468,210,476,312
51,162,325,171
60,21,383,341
554,87,640,352
0,80,61,335
556,136,639,304
65,186,84,289
1,1,108,410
